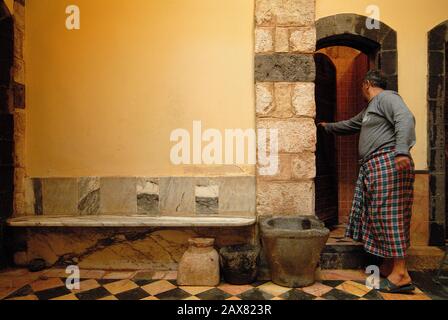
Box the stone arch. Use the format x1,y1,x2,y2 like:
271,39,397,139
427,20,448,245
316,13,398,91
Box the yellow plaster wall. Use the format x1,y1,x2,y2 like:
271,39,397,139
25,0,255,177
317,0,448,170
25,0,448,176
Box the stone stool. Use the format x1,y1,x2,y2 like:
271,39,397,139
177,238,220,286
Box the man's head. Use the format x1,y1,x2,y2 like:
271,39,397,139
362,70,388,101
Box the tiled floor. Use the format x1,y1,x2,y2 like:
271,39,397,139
0,268,441,301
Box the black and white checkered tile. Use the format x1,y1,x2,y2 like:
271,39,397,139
3,278,403,301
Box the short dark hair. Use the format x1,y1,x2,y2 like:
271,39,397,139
364,70,388,90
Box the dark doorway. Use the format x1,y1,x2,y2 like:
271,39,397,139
315,47,371,226
0,1,14,268
315,53,338,226
320,47,370,225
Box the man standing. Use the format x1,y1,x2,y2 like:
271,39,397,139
319,70,416,294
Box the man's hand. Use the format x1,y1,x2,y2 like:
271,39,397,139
395,155,412,171
317,122,327,128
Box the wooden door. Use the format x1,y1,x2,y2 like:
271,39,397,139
314,53,338,226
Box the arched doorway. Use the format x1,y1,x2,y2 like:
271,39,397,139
0,0,14,267
428,20,448,245
314,14,398,227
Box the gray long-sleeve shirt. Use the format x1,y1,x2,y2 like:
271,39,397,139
324,90,416,164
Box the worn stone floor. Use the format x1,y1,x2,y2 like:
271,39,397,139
0,267,446,301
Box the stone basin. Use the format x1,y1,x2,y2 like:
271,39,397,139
260,216,330,288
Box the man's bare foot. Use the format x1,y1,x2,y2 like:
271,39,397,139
380,260,393,277
387,272,413,287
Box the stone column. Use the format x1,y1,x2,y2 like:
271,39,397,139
13,0,26,216
255,0,317,216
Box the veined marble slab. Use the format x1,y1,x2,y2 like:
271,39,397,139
25,176,256,216
7,215,257,228
137,178,160,214
78,177,100,215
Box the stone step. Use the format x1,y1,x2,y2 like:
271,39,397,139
321,243,379,270
321,244,446,271
258,244,446,280
407,246,446,271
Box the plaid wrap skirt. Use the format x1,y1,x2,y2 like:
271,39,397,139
345,146,415,258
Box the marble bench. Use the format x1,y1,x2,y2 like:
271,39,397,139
6,215,257,228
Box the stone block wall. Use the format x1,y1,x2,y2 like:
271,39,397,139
0,1,14,223
0,0,25,220
12,0,26,217
427,21,448,244
255,0,317,216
